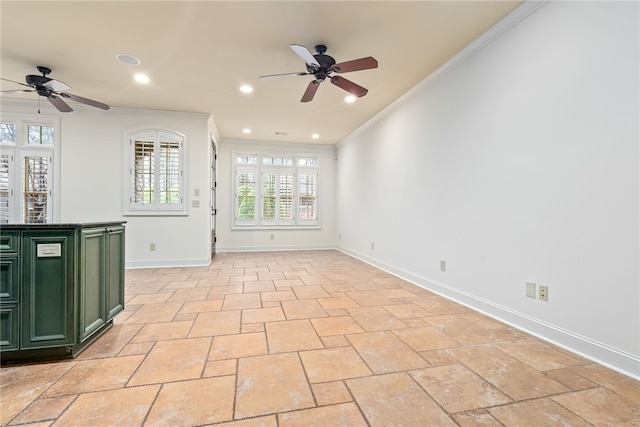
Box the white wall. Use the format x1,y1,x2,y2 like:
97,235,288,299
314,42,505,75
336,1,639,378
1,100,213,268
216,139,337,252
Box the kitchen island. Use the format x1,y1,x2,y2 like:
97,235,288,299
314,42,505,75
0,222,125,364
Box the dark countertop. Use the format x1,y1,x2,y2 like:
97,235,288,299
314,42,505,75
0,221,126,230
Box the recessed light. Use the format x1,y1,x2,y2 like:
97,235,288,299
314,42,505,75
311,133,320,139
239,85,253,94
242,128,251,134
116,54,141,65
345,95,356,103
134,73,150,84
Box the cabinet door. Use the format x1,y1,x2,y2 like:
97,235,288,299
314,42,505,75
0,304,19,351
79,228,107,341
21,231,75,349
106,226,125,320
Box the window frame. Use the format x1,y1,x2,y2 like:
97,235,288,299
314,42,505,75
0,115,59,224
232,151,320,229
123,127,187,216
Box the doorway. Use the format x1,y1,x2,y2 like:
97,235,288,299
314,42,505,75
210,139,217,257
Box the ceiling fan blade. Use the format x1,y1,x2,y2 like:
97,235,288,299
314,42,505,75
259,71,309,80
47,95,73,112
330,76,368,97
0,89,34,94
0,77,33,88
60,92,110,110
334,56,378,73
290,44,320,68
43,79,70,92
301,80,321,103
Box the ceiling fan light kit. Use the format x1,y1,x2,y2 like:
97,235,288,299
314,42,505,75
260,44,378,102
0,66,110,113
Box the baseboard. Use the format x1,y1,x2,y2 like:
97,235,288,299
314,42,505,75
216,244,337,253
338,247,640,380
125,258,210,269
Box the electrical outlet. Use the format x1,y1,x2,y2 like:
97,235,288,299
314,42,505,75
371,242,374,250
539,285,548,301
150,243,156,251
440,260,446,272
270,234,274,240
192,200,200,208
194,188,200,197
526,281,536,298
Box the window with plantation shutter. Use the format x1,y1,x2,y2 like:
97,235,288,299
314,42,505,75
0,116,58,224
125,128,185,214
23,153,50,223
233,152,319,228
236,168,257,224
0,153,12,223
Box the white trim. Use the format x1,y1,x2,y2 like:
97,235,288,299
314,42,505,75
125,258,210,269
338,246,640,381
217,244,337,253
338,0,549,149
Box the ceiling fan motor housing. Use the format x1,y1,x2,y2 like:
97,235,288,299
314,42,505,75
307,53,336,82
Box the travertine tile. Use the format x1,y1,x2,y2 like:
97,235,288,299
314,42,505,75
447,345,568,400
490,397,592,426
166,287,210,302
410,364,511,412
346,291,393,307
265,320,323,353
127,293,172,304
310,316,365,336
317,296,360,310
242,307,286,324
235,353,315,418
551,387,640,426
311,381,353,406
222,293,262,310
392,325,459,351
127,338,210,386
44,356,144,397
299,347,372,383
204,359,237,378
347,372,456,426
3,250,636,427
291,285,331,299
144,376,235,426
130,321,193,343
383,303,432,319
281,299,328,319
209,332,268,360
278,402,367,426
452,409,503,427
9,395,75,425
496,339,588,371
347,331,428,374
568,364,640,403
51,384,159,426
76,323,143,359
347,306,407,331
179,298,223,314
124,302,183,324
189,310,241,337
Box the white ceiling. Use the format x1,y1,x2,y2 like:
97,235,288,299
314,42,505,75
0,1,522,145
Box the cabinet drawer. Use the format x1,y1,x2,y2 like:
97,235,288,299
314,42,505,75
0,305,19,351
0,231,19,253
0,256,19,302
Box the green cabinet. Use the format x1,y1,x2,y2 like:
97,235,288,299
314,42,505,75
78,226,125,341
0,222,125,363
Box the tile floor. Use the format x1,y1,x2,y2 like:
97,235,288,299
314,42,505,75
1,250,639,426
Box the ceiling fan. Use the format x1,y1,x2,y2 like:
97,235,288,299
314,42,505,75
260,44,378,102
0,66,110,112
